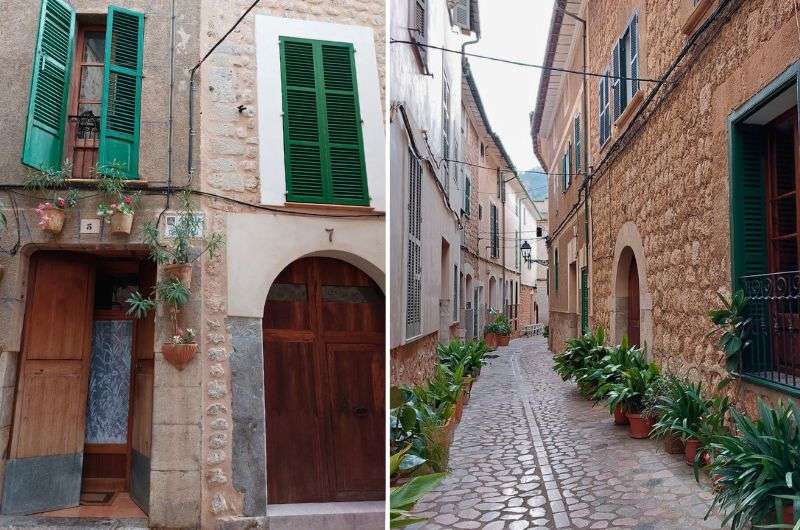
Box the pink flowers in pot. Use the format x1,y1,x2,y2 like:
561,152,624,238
97,193,139,220
35,191,77,230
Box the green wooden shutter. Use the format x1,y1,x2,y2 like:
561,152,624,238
581,267,589,334
464,177,471,215
629,14,639,95
730,124,768,285
99,6,144,179
321,42,368,204
281,37,368,206
21,0,76,171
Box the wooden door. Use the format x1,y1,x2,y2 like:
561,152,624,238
1,254,95,515
628,261,641,347
263,257,384,504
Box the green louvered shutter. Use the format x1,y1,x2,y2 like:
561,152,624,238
99,6,144,179
281,39,325,202
22,0,76,171
581,267,589,334
730,124,768,285
321,43,368,204
281,37,368,206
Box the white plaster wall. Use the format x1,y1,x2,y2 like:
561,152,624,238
226,213,385,318
389,0,470,348
255,15,385,210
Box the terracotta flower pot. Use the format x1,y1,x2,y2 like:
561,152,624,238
164,262,193,289
497,334,510,347
162,342,198,370
626,412,654,439
664,435,685,454
613,404,629,425
684,438,701,466
484,332,498,350
41,208,65,234
109,211,134,235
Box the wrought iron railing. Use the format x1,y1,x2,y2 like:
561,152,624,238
68,111,101,179
740,271,800,392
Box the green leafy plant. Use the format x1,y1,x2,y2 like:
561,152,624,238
604,363,661,415
24,160,72,191
582,336,647,402
704,400,800,530
437,339,488,377
552,327,609,383
390,471,445,528
126,278,191,337
143,191,224,265
649,377,711,440
708,290,751,371
485,314,512,336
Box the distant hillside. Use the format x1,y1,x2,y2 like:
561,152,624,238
519,167,547,200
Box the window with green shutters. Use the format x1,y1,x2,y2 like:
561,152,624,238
280,37,369,206
22,0,76,172
554,249,559,291
23,2,144,178
463,176,471,216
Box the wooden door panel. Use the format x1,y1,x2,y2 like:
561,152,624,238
628,263,640,347
13,361,86,458
2,254,94,515
264,340,328,503
325,343,384,501
23,257,94,360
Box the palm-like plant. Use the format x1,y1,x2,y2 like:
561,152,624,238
605,363,661,415
390,467,445,528
584,337,647,403
553,327,609,382
437,339,488,377
650,378,711,440
708,290,751,371
705,400,800,530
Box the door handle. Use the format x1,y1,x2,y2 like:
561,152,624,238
352,406,368,417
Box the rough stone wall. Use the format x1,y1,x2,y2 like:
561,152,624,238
198,0,385,526
390,331,439,387
519,284,535,327
586,0,799,412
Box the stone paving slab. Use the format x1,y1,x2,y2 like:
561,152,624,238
411,337,723,530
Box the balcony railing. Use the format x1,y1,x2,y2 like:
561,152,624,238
740,270,800,393
68,112,101,179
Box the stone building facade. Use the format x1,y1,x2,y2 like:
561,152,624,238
0,0,385,528
536,0,800,412
532,0,591,353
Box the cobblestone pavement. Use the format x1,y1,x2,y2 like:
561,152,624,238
411,336,723,530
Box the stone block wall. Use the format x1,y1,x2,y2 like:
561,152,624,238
586,0,799,412
391,331,439,387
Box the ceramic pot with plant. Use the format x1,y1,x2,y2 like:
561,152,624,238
162,328,198,370
649,377,714,461
35,192,77,235
605,363,661,439
143,191,224,290
703,400,799,530
98,193,139,236
485,315,512,347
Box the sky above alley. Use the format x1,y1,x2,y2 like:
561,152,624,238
469,0,554,171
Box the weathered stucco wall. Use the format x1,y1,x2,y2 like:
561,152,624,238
586,0,799,413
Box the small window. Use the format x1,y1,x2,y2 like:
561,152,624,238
536,226,543,238
611,14,640,121
406,149,423,338
410,0,428,70
574,114,581,173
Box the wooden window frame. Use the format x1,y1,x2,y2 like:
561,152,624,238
765,107,800,274
66,23,106,179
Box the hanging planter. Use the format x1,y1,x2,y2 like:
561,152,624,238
162,330,198,370
164,262,193,290
36,194,76,235
97,193,139,237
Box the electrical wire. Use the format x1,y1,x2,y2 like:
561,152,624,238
390,39,663,83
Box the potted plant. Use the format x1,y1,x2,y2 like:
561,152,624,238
97,193,139,235
605,363,661,439
707,290,750,372
703,400,799,530
587,336,646,424
649,377,712,458
127,277,195,370
143,191,224,290
494,314,513,346
35,191,78,234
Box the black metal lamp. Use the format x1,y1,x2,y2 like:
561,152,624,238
520,240,532,264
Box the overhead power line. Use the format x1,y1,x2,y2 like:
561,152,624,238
390,39,663,83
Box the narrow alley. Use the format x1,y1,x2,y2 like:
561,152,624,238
411,337,724,530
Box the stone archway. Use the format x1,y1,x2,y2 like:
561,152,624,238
609,222,653,350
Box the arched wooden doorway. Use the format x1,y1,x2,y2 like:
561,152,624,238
628,259,641,347
262,257,384,504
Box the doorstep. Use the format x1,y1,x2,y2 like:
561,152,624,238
267,501,384,530
0,515,149,528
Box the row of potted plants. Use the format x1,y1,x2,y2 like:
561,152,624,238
554,327,799,529
484,314,512,349
26,161,141,236
389,338,489,527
